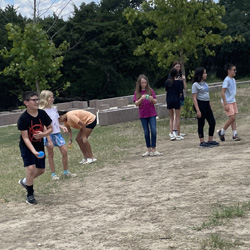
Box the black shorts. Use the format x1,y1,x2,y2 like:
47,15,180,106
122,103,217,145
20,146,45,168
167,101,180,109
86,118,97,129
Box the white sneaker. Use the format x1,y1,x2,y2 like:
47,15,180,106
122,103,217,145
79,158,87,164
176,135,184,140
142,151,151,157
52,175,60,181
82,158,97,164
173,131,177,137
64,172,77,177
151,151,163,156
169,133,176,141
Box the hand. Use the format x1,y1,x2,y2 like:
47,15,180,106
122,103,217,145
33,131,44,139
35,151,45,159
141,94,146,100
197,110,202,118
224,103,229,111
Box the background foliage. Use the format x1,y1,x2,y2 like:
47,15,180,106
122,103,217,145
0,0,249,111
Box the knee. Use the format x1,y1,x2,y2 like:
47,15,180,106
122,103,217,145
230,116,236,122
76,136,81,143
82,137,88,144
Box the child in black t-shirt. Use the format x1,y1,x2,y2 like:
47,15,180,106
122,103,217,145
18,91,52,205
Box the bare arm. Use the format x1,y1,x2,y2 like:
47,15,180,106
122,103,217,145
21,131,39,157
221,88,229,111
192,93,201,118
149,96,157,104
182,75,187,90
135,94,146,106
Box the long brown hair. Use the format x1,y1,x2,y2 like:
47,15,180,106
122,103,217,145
135,74,152,100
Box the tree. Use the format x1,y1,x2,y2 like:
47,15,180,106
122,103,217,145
59,0,164,100
0,22,68,94
0,5,26,110
124,0,243,76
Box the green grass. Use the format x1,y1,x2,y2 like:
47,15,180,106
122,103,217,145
194,204,245,231
201,234,241,249
1,82,250,203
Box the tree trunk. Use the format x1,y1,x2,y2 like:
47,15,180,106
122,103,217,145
179,49,186,76
35,79,40,95
34,0,36,24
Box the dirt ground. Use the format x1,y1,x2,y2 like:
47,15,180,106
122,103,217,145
1,120,250,250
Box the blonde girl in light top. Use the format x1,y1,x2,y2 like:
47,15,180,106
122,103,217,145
39,90,76,180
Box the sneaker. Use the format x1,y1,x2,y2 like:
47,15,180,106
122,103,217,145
64,172,77,177
142,151,151,157
82,158,97,164
52,175,60,181
207,141,220,147
150,151,163,156
217,130,225,141
18,178,27,190
79,158,87,164
176,135,184,140
169,133,176,141
173,131,177,137
199,142,212,148
26,195,37,205
232,134,241,141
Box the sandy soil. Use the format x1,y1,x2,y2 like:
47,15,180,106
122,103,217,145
1,122,250,250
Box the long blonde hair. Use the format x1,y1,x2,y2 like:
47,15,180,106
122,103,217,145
135,74,152,100
39,90,53,109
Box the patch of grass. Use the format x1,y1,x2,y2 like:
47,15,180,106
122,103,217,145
194,204,245,231
201,234,241,249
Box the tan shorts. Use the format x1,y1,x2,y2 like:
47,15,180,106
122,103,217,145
222,102,238,116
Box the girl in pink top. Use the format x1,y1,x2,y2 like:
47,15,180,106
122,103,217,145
134,74,162,157
59,110,97,164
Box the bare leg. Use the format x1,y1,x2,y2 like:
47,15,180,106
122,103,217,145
169,109,174,134
59,145,68,171
173,109,176,131
76,129,87,159
223,114,236,131
76,127,94,159
46,146,55,173
175,109,181,135
25,165,45,186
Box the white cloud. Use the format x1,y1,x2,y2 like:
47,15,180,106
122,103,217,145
1,0,99,19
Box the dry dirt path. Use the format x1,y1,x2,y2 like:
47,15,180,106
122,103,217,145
1,124,250,250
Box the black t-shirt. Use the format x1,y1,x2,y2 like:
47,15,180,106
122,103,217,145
17,109,52,151
165,79,183,103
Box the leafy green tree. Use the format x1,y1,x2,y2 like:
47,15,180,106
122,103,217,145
60,0,164,100
214,0,250,77
124,0,243,76
0,22,68,95
0,5,26,110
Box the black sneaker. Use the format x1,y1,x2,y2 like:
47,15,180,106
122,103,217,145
232,134,241,141
207,141,220,147
217,130,225,141
26,195,37,205
199,142,212,148
18,178,27,190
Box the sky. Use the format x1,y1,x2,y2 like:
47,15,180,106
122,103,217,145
0,0,99,19
0,0,219,20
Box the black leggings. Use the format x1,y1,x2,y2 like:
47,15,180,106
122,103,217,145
194,100,216,138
